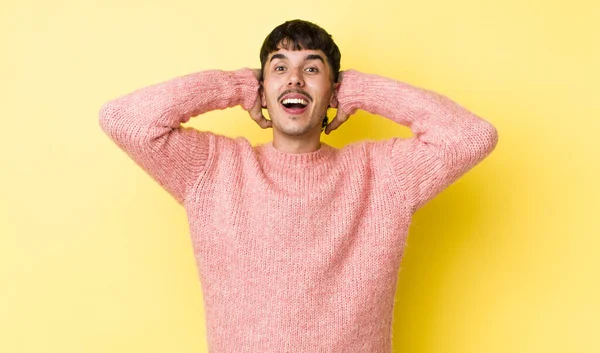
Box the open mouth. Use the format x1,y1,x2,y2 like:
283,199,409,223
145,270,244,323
282,98,308,109
280,96,310,114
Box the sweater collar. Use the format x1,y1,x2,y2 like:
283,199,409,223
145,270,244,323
257,141,336,166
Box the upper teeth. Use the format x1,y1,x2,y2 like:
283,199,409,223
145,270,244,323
282,98,308,105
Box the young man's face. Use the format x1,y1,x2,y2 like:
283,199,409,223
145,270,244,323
261,48,339,138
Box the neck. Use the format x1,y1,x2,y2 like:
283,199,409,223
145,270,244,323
272,129,322,154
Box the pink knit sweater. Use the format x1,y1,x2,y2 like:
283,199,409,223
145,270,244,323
99,68,498,352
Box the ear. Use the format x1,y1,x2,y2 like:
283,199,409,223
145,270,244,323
260,83,267,108
329,82,341,108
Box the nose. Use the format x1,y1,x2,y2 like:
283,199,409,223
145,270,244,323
288,68,304,86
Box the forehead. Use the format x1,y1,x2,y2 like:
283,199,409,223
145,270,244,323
267,48,328,64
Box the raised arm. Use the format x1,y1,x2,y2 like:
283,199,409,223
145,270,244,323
336,70,499,212
99,68,259,204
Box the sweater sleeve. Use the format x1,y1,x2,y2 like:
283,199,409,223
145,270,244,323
336,70,499,212
99,68,259,204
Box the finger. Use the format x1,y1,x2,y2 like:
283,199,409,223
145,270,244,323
324,118,336,135
337,70,344,84
251,112,272,129
260,117,272,129
325,111,348,134
252,68,262,80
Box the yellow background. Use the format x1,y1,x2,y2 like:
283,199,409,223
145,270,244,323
2,0,598,352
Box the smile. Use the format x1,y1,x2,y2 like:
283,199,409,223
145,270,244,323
279,92,311,115
281,98,309,108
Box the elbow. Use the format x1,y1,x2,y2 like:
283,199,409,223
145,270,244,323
98,100,123,140
98,100,142,147
464,119,499,167
480,119,499,156
443,118,499,174
98,101,115,134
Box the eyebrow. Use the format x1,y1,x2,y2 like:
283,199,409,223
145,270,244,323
306,54,325,64
269,53,325,64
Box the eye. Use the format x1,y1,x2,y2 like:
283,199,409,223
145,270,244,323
305,67,319,73
274,66,286,72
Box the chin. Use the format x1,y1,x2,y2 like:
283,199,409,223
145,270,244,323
277,126,311,136
274,121,319,137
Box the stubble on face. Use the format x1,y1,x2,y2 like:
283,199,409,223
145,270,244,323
262,48,335,139
272,88,316,135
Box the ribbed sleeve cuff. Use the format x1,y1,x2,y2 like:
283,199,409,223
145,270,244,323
227,68,260,111
336,69,377,115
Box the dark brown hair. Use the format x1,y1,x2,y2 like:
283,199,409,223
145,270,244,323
259,19,341,82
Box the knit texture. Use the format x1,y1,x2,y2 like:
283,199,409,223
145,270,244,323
99,68,498,352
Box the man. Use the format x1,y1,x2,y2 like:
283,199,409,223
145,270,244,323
100,19,498,352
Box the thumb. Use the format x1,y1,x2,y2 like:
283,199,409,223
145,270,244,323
325,109,349,135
